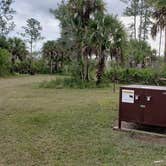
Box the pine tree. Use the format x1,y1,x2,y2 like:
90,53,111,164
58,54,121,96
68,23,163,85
138,0,152,41
123,0,139,39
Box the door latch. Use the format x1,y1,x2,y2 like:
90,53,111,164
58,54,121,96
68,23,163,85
146,96,151,102
135,95,140,101
140,105,146,109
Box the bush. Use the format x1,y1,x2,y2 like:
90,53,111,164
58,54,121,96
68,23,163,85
13,61,32,74
0,48,11,76
105,67,161,85
39,77,111,89
32,60,50,74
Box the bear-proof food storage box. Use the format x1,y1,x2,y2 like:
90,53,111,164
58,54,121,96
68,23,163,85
119,85,166,129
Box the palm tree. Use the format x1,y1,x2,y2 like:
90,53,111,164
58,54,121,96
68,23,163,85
42,40,65,74
88,14,126,84
151,1,166,62
68,0,106,81
53,0,106,81
42,41,57,74
8,37,28,64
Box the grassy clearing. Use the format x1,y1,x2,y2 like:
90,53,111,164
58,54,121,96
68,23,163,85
0,75,166,165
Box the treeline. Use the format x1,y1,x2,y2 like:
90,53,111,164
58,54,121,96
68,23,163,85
49,0,166,85
0,0,166,86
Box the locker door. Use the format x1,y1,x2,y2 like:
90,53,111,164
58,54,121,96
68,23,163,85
120,88,143,123
143,90,166,127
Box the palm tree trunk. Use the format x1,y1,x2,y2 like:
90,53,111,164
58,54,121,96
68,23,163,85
159,30,162,57
96,49,105,85
164,28,166,63
84,54,89,81
134,15,137,39
50,60,53,74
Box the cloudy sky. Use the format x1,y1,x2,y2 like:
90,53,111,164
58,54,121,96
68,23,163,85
10,0,164,55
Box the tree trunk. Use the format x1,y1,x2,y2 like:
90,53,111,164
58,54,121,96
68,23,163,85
61,53,64,70
159,30,162,57
139,0,144,41
134,15,137,40
84,54,89,81
134,0,137,39
50,60,53,74
84,48,91,82
143,7,148,41
96,50,105,85
30,37,33,58
164,28,166,63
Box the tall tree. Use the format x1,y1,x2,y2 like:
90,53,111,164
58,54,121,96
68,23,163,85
53,0,106,81
88,14,126,84
21,18,43,57
53,0,127,83
151,1,166,62
123,0,139,39
0,0,15,36
138,0,152,41
122,0,152,41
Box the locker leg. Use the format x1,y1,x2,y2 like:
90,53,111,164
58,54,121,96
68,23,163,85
118,119,121,129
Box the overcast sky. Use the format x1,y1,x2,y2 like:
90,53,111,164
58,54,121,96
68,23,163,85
11,0,126,40
10,0,164,55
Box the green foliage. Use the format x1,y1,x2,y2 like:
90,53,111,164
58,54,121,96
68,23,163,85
0,36,9,49
39,77,111,89
32,59,50,74
8,37,28,63
105,67,160,85
53,0,127,83
12,59,49,75
125,39,156,67
42,40,67,74
0,0,16,36
13,60,31,74
148,0,166,8
0,48,11,76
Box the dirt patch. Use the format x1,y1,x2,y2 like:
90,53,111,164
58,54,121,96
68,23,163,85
114,121,166,145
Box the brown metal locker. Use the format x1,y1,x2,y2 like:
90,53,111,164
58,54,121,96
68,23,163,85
119,85,166,129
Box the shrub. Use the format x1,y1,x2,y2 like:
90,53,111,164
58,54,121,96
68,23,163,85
0,48,11,76
39,77,111,89
105,67,161,85
32,60,49,74
13,61,31,74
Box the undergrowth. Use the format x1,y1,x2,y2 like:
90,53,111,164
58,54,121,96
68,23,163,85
38,77,111,89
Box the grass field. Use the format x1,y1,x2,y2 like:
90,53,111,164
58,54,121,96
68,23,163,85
0,75,166,166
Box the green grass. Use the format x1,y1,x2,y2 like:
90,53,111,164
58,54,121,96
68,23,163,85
0,75,166,165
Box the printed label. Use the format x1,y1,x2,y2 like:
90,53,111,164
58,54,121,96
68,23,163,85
122,89,134,103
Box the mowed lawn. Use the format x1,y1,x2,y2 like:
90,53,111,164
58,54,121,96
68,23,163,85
0,75,166,166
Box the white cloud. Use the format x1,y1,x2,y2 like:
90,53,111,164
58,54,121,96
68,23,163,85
105,0,127,15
